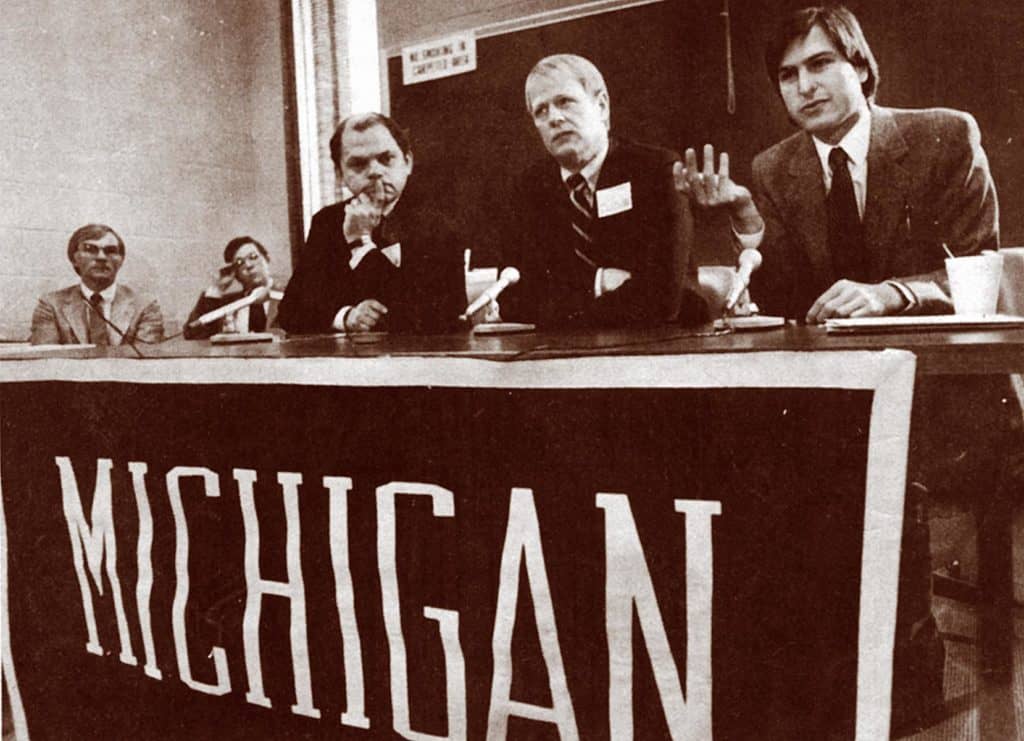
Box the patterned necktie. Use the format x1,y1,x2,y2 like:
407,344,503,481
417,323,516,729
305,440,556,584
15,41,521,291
827,147,868,281
566,173,595,244
87,293,110,346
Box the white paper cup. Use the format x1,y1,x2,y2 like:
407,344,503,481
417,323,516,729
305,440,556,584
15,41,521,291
945,253,1003,315
465,267,498,306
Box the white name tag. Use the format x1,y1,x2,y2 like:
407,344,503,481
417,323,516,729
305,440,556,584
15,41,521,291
596,182,633,218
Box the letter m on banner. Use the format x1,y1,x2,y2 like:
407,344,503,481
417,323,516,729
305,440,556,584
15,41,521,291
55,457,137,665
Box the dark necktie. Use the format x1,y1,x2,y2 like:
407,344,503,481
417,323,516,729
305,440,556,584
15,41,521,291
566,173,595,244
87,293,110,346
827,147,868,281
371,217,387,248
248,298,267,332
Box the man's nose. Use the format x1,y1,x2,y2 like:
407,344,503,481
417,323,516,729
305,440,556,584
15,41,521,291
797,68,815,95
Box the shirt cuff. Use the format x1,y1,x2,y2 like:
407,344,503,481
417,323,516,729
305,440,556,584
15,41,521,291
594,267,604,298
332,306,353,332
732,224,764,252
884,280,918,313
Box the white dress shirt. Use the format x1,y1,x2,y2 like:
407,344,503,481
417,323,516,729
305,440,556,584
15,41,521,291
811,108,871,218
79,281,118,343
734,108,915,309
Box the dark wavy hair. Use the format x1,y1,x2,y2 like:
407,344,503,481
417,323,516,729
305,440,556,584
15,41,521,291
329,113,412,171
764,5,879,101
66,223,125,269
223,236,269,264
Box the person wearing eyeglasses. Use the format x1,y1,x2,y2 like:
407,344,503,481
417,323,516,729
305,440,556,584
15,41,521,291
183,236,282,339
29,223,164,345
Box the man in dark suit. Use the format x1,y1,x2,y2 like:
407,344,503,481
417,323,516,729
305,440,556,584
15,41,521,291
677,5,1018,734
498,54,707,328
30,223,164,345
278,113,466,334
184,236,282,339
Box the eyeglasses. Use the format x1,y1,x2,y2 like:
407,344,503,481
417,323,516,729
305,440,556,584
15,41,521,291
233,253,264,268
78,244,122,257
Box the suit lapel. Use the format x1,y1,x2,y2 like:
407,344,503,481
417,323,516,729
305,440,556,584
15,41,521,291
110,286,136,345
863,106,911,278
58,288,89,344
783,134,832,283
594,136,623,191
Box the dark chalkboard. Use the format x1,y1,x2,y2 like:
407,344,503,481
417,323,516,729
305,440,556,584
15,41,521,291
387,0,1024,265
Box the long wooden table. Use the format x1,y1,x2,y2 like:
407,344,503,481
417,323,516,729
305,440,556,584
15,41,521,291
1,323,1020,740
6,322,1023,372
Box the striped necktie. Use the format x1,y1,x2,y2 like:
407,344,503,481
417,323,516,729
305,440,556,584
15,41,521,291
566,173,595,244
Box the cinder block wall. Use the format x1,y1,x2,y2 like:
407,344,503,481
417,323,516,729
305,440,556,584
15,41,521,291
0,0,290,340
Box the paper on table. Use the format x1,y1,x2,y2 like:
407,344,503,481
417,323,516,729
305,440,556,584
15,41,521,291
825,314,1024,333
0,343,96,355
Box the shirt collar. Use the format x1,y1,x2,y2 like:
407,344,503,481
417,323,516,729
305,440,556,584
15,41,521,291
561,135,610,193
79,281,117,303
811,106,871,174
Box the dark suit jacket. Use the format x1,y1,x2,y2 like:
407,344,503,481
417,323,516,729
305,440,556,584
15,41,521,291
30,283,164,345
500,136,706,328
183,288,281,340
277,183,466,334
750,105,998,319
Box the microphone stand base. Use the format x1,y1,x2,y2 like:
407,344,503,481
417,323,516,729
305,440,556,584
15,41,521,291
209,332,276,345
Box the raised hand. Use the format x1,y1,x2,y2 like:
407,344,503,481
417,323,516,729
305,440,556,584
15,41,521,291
674,144,762,234
343,181,386,244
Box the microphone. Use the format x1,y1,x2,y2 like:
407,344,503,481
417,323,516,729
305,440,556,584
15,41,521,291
461,267,520,320
188,285,271,328
83,297,145,358
725,249,762,312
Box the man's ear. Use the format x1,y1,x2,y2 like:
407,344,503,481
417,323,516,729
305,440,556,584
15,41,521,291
597,90,610,128
405,151,414,172
856,64,868,85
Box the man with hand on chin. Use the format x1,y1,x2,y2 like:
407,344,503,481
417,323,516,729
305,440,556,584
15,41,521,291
30,223,164,345
498,54,707,328
278,112,465,335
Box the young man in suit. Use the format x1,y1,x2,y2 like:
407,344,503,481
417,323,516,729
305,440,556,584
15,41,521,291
498,54,707,328
30,223,164,345
678,6,997,322
277,113,466,335
677,5,1017,733
184,236,282,339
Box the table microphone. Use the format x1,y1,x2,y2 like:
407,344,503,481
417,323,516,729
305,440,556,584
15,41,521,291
725,249,762,312
461,267,520,320
83,298,145,358
188,286,271,328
